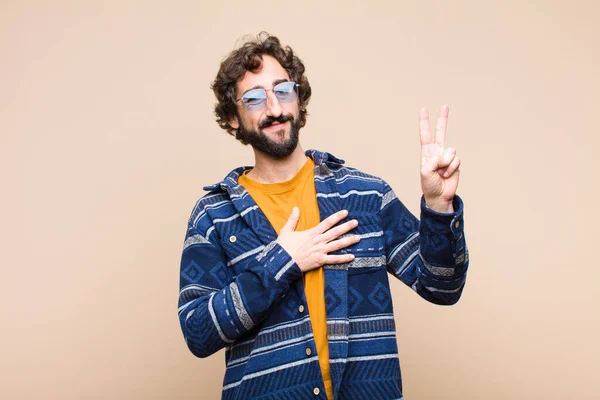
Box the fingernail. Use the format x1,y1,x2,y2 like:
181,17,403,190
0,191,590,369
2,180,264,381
352,219,358,226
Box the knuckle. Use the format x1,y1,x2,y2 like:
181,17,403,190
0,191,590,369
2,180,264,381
332,226,343,237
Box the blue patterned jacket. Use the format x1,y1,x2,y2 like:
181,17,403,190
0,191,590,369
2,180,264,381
178,149,469,400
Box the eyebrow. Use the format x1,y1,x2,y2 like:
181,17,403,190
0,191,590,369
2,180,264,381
241,78,289,96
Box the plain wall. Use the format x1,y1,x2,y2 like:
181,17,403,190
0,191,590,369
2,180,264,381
2,0,599,399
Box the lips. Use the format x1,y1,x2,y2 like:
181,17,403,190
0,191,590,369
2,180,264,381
259,114,293,130
264,121,287,129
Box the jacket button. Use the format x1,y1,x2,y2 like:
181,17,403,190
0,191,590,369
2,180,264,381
313,388,320,395
305,347,312,356
298,305,305,313
229,235,237,243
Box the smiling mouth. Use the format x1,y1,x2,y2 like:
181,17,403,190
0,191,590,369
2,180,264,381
264,121,288,129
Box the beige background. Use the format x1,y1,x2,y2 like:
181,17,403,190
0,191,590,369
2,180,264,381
2,0,599,399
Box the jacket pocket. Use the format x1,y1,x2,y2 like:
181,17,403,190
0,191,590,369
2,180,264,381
219,228,267,275
346,216,386,275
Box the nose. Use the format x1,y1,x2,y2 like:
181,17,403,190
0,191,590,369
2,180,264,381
264,90,283,118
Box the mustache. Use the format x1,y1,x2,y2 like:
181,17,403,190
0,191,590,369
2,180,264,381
259,114,294,129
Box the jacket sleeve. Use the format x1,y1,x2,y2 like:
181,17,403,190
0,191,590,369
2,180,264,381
380,181,469,305
178,224,303,358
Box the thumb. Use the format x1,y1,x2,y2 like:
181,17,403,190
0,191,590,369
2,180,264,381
422,155,442,177
280,207,300,233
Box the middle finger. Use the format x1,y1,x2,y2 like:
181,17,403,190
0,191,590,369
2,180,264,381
321,219,358,243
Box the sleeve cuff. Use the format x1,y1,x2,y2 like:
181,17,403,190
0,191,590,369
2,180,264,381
257,241,303,286
420,195,464,240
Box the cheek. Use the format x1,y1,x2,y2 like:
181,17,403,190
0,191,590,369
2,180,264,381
283,103,300,118
253,115,266,129
240,113,262,130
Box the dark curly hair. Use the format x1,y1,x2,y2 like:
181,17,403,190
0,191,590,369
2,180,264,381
211,32,312,141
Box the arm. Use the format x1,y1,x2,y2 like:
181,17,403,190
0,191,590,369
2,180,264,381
383,105,468,305
178,225,302,358
178,208,358,358
382,183,469,305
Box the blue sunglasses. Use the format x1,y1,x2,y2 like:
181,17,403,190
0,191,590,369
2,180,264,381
236,81,299,111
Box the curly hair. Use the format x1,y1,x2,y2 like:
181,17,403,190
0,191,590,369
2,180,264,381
211,32,312,141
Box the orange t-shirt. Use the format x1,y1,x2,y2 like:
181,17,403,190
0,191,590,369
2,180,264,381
238,157,333,400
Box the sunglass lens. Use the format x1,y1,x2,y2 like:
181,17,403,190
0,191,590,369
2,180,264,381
242,89,267,110
274,82,297,102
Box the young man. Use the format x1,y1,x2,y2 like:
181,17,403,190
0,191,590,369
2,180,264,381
178,33,468,400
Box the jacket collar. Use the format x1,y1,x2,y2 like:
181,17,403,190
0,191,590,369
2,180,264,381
202,149,345,192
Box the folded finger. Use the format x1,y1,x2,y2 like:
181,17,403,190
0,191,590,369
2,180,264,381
442,147,456,166
422,155,441,176
443,156,461,178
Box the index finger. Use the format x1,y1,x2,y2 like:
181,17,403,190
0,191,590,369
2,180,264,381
313,209,349,234
435,104,449,146
419,107,431,146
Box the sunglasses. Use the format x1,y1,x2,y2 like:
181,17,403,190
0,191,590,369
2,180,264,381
236,81,299,111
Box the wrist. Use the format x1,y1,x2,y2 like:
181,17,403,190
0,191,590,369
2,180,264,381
424,197,454,213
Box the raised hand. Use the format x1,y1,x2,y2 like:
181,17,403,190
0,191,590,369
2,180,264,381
419,105,461,213
276,208,360,272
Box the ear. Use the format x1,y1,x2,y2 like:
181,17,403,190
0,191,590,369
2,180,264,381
229,116,239,129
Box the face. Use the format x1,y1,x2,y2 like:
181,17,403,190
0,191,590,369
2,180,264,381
230,55,301,159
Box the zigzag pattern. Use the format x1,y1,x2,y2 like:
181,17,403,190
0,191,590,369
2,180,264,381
337,378,403,400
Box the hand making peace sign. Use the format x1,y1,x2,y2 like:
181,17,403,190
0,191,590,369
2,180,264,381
419,105,461,213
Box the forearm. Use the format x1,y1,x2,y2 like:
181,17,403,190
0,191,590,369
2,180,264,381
383,188,469,305
178,238,302,358
413,195,468,304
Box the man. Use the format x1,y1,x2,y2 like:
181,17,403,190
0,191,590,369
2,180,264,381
178,33,468,400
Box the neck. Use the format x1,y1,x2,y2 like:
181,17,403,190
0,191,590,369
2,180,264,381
247,145,307,184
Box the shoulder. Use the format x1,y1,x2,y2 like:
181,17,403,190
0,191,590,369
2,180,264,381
187,165,251,230
308,148,386,190
186,189,233,237
324,162,387,195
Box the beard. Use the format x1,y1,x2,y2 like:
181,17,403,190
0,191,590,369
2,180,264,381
237,113,300,159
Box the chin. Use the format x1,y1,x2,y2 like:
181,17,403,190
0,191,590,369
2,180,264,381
273,128,288,138
263,126,288,139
